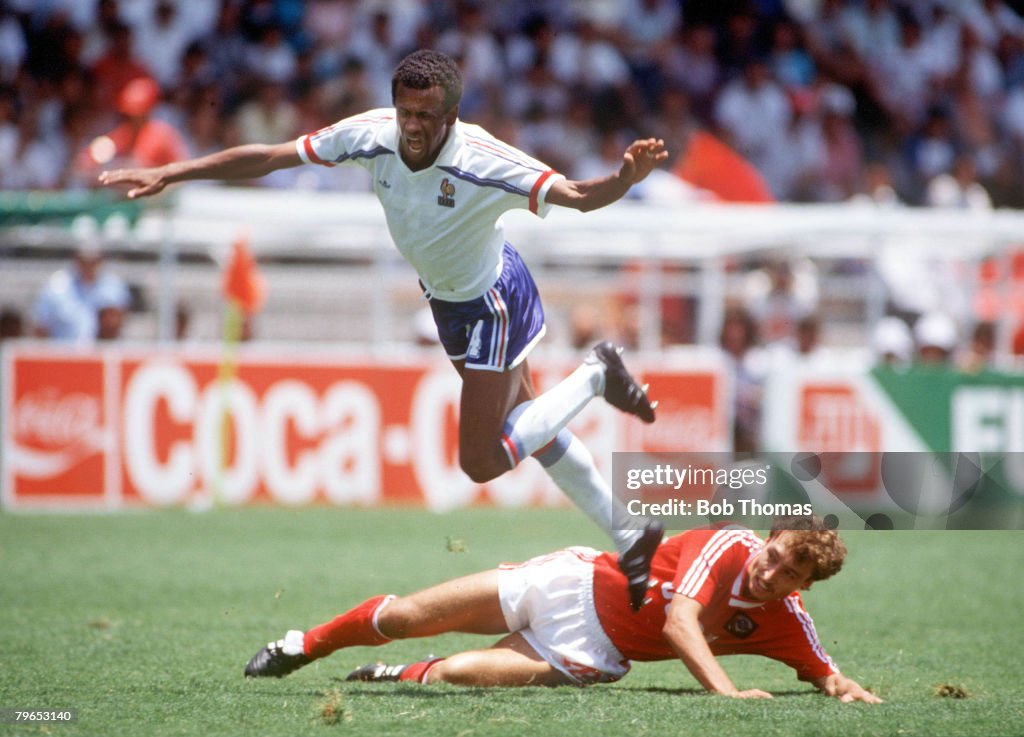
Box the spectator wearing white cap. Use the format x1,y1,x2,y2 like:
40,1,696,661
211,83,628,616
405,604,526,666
872,316,914,367
913,311,959,365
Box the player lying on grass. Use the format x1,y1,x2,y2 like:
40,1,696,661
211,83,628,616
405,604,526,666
100,48,666,611
244,515,882,703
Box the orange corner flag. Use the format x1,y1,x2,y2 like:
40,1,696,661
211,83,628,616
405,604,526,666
221,231,266,315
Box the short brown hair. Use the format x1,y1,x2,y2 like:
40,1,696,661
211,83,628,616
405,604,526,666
391,49,463,112
769,515,847,583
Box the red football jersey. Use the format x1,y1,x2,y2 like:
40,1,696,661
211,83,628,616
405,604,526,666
593,527,839,682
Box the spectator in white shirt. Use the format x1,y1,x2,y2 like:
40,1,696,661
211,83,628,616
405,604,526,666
0,102,65,190
131,0,194,88
909,107,959,191
919,2,963,83
550,18,631,92
661,24,720,118
925,153,993,210
618,0,680,77
1001,81,1024,140
234,78,299,146
959,0,1024,49
870,14,936,130
347,10,401,108
840,0,901,61
714,58,793,198
0,5,25,83
959,22,1005,104
438,3,505,118
244,25,297,85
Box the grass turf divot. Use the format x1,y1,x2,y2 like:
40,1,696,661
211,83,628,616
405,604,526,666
315,689,350,725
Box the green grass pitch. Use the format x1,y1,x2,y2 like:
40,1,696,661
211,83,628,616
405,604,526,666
1,507,1022,737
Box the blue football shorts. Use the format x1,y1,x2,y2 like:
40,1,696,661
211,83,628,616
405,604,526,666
427,243,547,372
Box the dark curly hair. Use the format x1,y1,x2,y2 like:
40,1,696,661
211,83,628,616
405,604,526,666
391,49,463,112
769,515,847,583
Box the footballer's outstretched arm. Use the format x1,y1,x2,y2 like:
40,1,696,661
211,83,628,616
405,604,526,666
545,138,668,213
662,596,773,699
98,142,303,199
812,673,884,704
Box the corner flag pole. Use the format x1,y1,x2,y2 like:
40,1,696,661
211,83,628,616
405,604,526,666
205,229,265,509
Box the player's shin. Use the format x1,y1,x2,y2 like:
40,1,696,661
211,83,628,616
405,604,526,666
303,594,395,659
500,361,604,464
536,430,641,554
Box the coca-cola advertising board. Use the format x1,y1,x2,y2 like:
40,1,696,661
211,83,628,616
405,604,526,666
2,344,730,510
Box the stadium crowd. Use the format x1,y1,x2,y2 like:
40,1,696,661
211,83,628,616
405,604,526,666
2,0,1024,206
4,0,1024,453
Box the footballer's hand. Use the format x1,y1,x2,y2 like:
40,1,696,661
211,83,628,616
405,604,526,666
816,674,884,704
839,689,883,704
725,689,773,700
618,138,667,186
835,683,883,704
98,167,169,199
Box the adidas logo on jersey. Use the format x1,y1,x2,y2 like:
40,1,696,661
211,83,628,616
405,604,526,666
437,178,456,208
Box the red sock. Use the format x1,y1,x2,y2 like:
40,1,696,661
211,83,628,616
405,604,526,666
398,658,446,684
303,594,394,659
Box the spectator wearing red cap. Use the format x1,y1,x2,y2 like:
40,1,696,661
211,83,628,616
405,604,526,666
74,76,189,180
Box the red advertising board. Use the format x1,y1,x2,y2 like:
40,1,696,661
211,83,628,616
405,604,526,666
2,344,730,510
4,354,112,505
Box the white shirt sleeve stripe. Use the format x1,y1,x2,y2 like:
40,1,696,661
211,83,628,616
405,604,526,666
677,530,743,598
784,596,836,669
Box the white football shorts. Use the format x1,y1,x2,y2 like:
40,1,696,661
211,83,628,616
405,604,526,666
498,547,631,685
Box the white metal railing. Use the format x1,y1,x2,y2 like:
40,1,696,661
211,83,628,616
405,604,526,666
3,186,1023,351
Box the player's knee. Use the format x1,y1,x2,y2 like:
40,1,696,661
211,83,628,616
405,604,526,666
426,653,479,685
375,597,415,639
459,455,504,484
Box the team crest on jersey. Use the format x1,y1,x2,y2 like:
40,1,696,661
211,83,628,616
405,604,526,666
724,612,758,639
437,178,456,208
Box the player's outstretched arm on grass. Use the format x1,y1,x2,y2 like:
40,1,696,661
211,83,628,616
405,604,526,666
98,142,303,199
663,595,772,699
812,673,884,704
545,138,668,213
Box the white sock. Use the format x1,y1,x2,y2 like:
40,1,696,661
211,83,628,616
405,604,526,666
280,629,305,656
500,361,604,466
537,431,641,555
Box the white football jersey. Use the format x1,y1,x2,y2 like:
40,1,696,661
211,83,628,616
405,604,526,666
296,109,564,302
